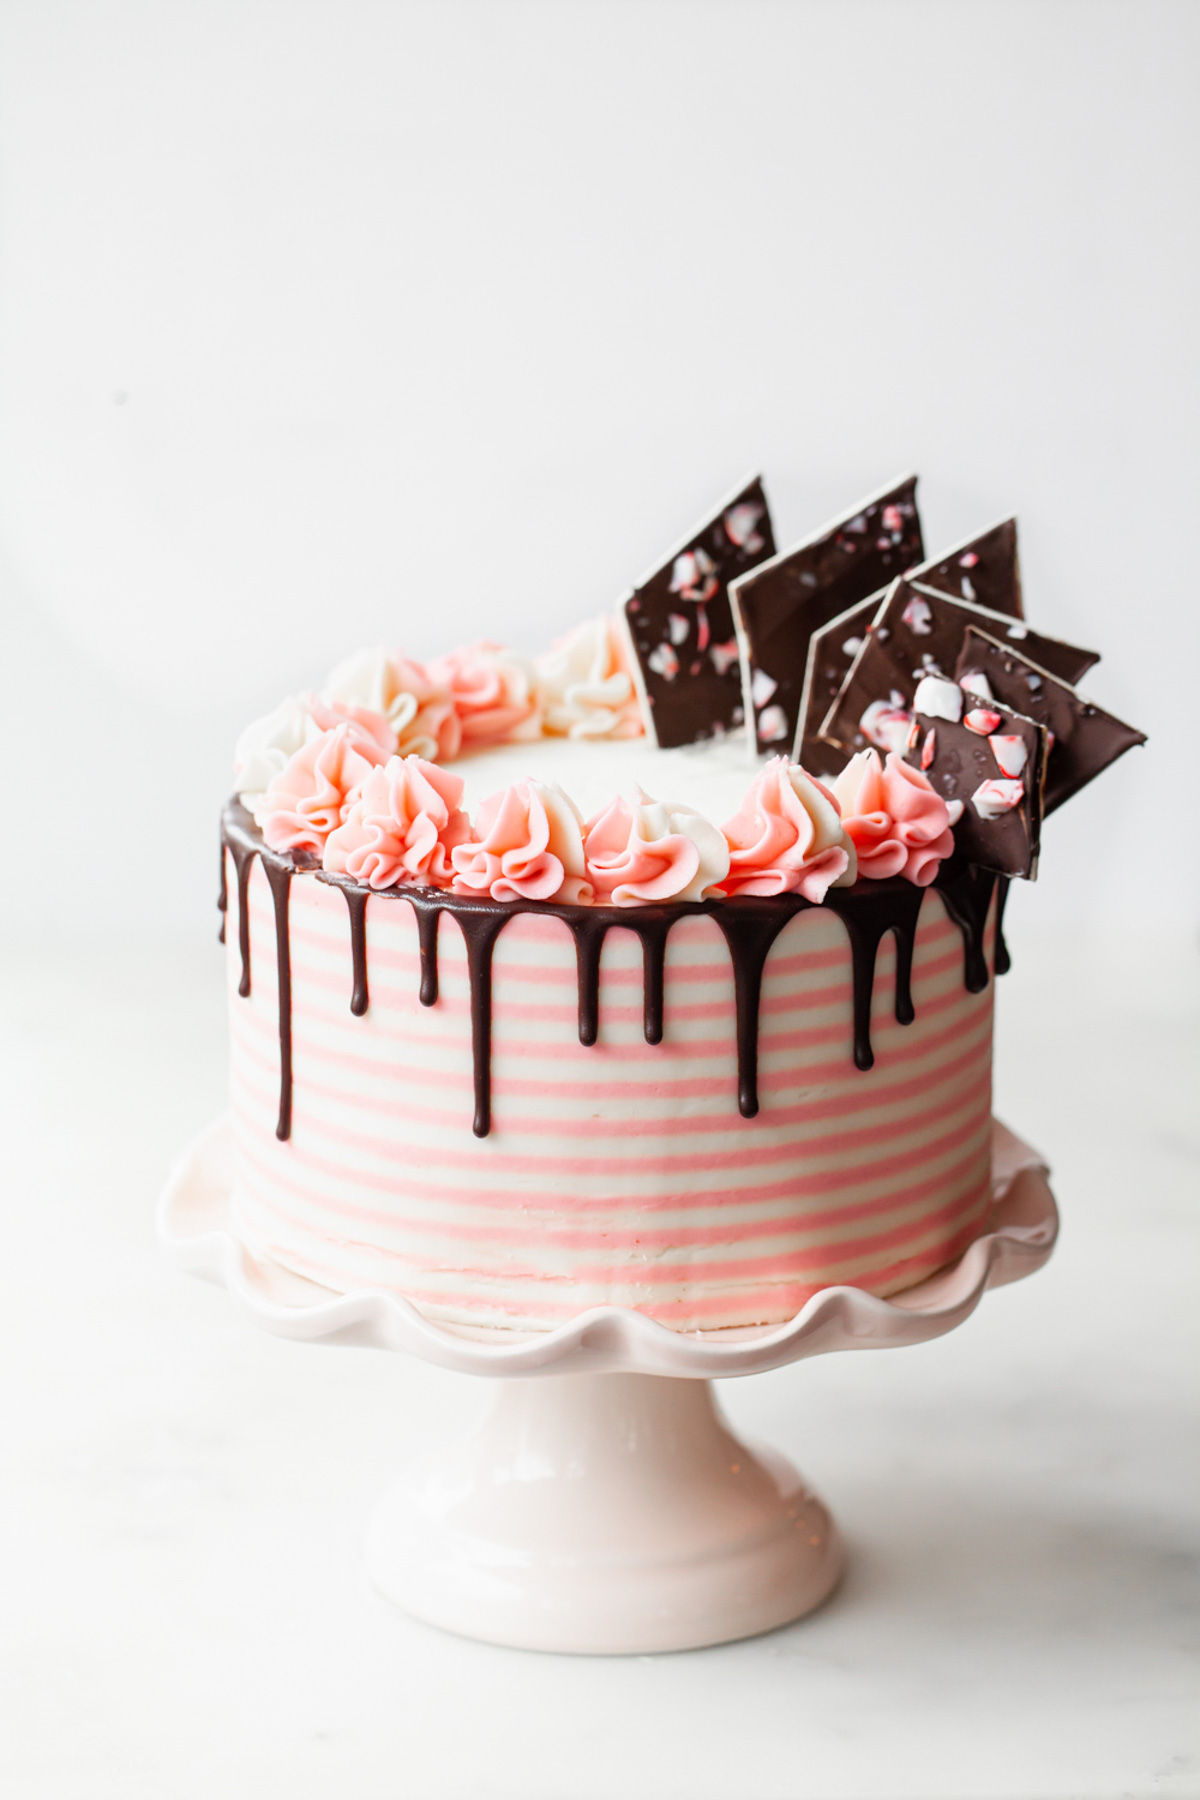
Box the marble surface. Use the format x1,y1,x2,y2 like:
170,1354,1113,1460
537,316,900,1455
3,913,1198,1799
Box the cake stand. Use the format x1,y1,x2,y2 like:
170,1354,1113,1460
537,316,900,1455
157,1118,1057,1655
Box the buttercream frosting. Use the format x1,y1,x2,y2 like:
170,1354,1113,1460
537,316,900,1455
324,755,471,890
718,758,855,901
584,789,731,905
323,647,461,762
235,695,323,819
534,617,643,740
427,641,542,748
832,749,956,887
259,723,388,855
450,779,592,903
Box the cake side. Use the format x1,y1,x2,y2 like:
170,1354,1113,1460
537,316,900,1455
226,849,995,1332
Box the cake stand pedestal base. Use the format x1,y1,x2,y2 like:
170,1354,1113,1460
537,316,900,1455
365,1371,840,1654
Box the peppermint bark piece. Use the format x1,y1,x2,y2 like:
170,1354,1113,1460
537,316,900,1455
792,586,891,777
818,577,1100,756
911,517,1023,618
904,683,1049,879
728,474,922,756
620,475,775,748
954,627,1146,814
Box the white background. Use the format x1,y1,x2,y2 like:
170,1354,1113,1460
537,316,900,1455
1,0,1196,939
1,8,1198,1796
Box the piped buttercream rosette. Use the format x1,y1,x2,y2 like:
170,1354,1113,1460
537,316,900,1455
324,757,471,890
259,722,391,855
534,617,643,741
831,749,956,887
450,779,593,904
717,758,856,901
584,790,730,905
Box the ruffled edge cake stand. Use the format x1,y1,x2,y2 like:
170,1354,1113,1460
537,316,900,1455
158,1117,1057,1655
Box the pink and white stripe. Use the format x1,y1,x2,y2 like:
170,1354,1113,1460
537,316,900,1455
227,858,995,1332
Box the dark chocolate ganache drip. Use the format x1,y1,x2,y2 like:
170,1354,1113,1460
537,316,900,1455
263,859,295,1139
993,876,1012,978
342,887,370,1017
930,858,999,994
221,801,298,1138
825,881,924,1074
218,828,228,945
221,798,1004,1141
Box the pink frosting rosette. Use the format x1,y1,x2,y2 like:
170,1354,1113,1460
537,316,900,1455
305,693,397,760
259,724,388,855
831,749,955,886
392,655,462,762
584,790,730,906
450,779,592,904
427,641,541,749
718,758,856,901
323,755,471,890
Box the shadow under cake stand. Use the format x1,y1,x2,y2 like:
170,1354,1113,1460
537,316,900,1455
158,1117,1057,1655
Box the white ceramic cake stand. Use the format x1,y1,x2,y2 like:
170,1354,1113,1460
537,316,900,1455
157,1117,1056,1655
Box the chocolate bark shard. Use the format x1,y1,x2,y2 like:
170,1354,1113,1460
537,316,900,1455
954,627,1147,814
905,705,1049,880
911,517,1024,619
818,577,1101,755
792,585,892,777
728,474,923,757
620,475,775,748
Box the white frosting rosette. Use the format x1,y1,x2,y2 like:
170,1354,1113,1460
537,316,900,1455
534,617,643,740
235,696,323,821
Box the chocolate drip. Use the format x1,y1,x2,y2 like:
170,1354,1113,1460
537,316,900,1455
934,860,997,993
993,877,1012,977
410,900,442,1007
342,888,370,1016
826,883,924,1071
221,799,1008,1143
263,859,295,1139
218,832,228,945
566,913,608,1047
227,836,258,998
630,916,672,1045
452,909,509,1138
711,902,802,1116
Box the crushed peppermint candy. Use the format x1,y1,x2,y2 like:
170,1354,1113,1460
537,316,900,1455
989,735,1029,778
971,778,1025,820
669,547,718,602
920,727,936,770
965,707,1003,735
901,594,933,636
723,502,766,555
647,642,679,681
757,703,789,743
913,674,964,723
750,667,778,707
860,696,913,754
960,670,995,701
